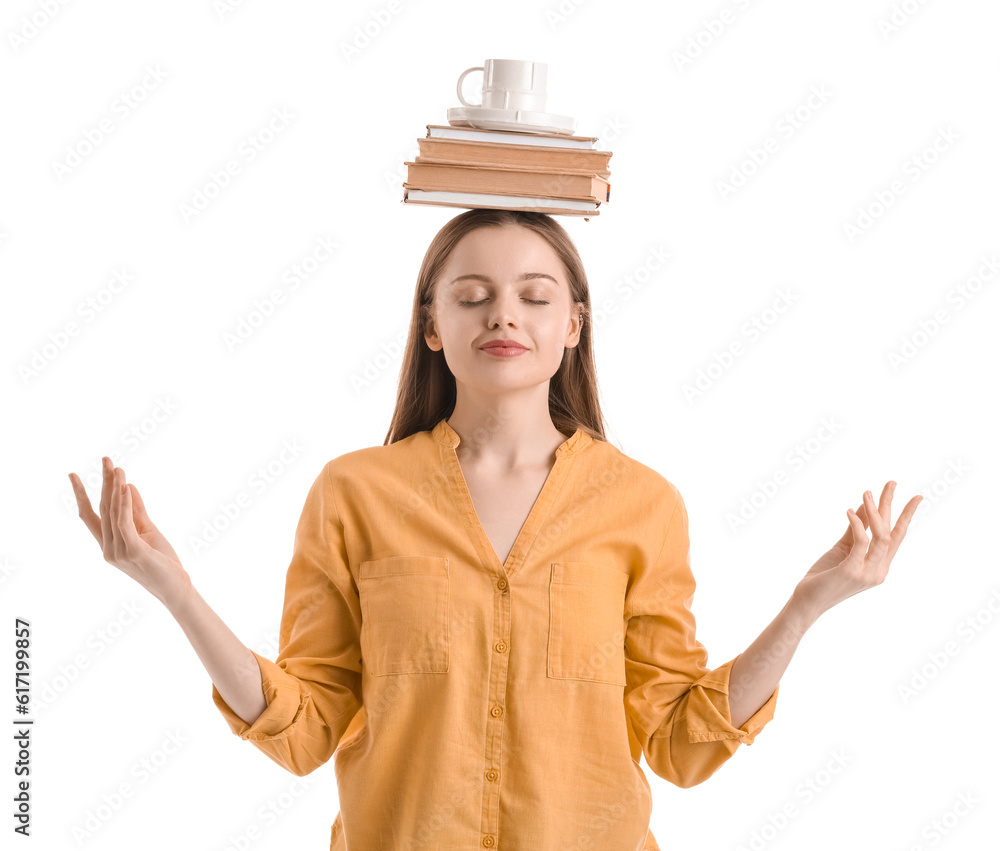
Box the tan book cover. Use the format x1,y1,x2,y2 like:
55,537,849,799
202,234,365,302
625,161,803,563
415,137,612,177
403,160,610,203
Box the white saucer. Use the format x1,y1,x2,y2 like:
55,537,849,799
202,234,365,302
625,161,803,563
446,106,577,136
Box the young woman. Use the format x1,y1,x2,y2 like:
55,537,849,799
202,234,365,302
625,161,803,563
69,209,922,850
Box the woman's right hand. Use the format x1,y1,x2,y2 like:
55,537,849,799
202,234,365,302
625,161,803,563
69,456,192,608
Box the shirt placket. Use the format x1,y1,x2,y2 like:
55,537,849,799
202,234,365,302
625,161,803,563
479,567,511,847
440,434,574,848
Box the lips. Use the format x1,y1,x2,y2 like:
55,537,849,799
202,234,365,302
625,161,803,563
480,341,527,351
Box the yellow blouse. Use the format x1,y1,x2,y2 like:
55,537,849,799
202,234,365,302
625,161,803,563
211,418,779,850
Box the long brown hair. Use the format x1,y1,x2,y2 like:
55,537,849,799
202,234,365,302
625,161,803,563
383,209,608,446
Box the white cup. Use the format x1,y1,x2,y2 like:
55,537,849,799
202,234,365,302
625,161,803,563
456,59,548,113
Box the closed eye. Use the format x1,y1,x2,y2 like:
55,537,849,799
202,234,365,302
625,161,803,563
458,299,549,307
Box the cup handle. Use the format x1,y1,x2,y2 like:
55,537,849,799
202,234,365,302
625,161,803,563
456,66,483,107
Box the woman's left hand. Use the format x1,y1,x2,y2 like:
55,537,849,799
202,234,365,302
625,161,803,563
794,481,923,622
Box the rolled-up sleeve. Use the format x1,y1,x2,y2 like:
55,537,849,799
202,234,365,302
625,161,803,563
624,486,779,789
211,459,363,777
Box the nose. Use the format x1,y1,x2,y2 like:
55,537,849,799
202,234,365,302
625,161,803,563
486,293,522,328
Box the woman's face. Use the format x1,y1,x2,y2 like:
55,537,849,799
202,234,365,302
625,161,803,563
424,225,583,396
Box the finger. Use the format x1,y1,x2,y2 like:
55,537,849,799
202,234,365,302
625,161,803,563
128,481,151,526
862,490,888,540
886,494,924,562
836,501,868,547
877,481,894,527
109,467,128,554
862,489,891,567
68,472,103,545
870,481,895,583
99,457,114,556
862,490,884,535
846,508,869,560
115,477,141,554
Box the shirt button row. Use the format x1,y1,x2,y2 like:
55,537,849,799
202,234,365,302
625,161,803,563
485,768,498,781
482,836,495,847
490,705,503,717
497,578,508,590
494,641,506,653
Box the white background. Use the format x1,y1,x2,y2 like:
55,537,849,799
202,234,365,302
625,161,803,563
2,0,998,849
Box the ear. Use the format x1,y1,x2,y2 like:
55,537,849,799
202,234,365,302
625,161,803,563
423,305,443,352
565,301,585,349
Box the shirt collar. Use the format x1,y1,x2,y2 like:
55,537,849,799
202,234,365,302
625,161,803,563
432,417,590,457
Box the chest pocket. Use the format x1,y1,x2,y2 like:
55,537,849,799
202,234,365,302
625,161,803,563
547,561,629,686
358,556,450,676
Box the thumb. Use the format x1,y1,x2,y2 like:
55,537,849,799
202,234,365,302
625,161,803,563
126,482,155,528
837,501,866,546
845,508,869,559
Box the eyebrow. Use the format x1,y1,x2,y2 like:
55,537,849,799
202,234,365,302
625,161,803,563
448,272,559,289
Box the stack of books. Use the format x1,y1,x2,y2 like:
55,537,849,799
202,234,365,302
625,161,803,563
402,124,613,219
